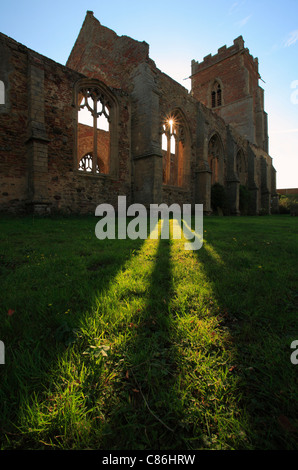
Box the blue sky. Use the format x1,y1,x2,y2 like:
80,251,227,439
1,0,297,188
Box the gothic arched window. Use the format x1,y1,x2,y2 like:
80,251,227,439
161,110,189,187
75,79,119,177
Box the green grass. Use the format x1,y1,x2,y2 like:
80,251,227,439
0,214,297,450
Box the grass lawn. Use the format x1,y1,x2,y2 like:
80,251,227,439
0,214,297,450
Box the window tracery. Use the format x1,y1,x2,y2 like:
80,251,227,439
161,113,187,187
76,82,114,175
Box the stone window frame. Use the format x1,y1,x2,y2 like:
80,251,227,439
73,78,119,178
161,108,191,189
209,79,224,109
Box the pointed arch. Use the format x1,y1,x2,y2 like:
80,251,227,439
161,107,191,188
209,78,223,108
73,78,119,177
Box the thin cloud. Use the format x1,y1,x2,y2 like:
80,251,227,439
235,14,252,28
229,0,246,15
229,2,239,14
284,30,298,47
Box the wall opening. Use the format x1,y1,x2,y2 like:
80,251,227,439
162,111,189,187
76,84,112,175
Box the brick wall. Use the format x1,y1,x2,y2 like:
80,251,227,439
0,31,132,215
277,188,298,195
0,13,277,216
67,11,152,92
191,36,267,150
0,34,29,213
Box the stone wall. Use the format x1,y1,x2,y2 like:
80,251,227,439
0,31,132,215
0,34,31,213
0,12,277,217
67,11,153,93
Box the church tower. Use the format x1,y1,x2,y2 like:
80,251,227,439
191,36,269,153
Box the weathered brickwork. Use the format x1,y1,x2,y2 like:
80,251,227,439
67,11,152,93
0,11,278,216
0,36,30,213
191,36,269,152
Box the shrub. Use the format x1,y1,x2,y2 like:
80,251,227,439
278,195,290,214
278,194,298,216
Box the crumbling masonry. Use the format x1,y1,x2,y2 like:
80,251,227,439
0,11,278,215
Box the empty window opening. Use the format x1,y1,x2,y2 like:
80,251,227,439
77,87,110,174
162,113,187,187
170,134,176,155
78,152,104,174
78,152,93,173
162,131,168,151
0,81,5,105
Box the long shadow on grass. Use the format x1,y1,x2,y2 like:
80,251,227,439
194,222,298,450
102,236,185,450
0,217,146,448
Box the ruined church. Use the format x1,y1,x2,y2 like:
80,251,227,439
0,11,278,215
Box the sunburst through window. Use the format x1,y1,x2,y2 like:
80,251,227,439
161,113,186,187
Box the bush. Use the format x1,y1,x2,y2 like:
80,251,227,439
211,183,227,213
278,194,298,216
